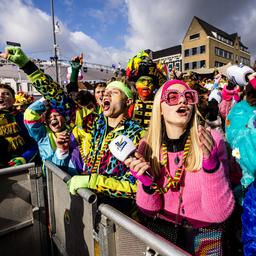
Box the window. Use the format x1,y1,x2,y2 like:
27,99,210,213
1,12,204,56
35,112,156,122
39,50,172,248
240,57,250,66
192,62,197,69
184,63,189,70
184,49,189,57
200,45,206,54
27,83,33,92
215,47,233,59
168,63,174,73
16,83,21,92
192,48,197,55
200,60,206,68
215,61,225,67
190,33,200,40
216,34,233,46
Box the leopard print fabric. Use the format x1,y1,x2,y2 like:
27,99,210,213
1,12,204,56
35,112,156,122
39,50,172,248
84,113,144,177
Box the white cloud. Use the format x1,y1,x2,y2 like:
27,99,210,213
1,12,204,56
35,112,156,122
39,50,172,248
124,0,192,52
0,0,52,52
0,0,255,68
124,0,256,58
0,0,129,66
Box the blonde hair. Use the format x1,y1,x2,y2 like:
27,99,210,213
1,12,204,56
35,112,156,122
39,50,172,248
144,86,203,178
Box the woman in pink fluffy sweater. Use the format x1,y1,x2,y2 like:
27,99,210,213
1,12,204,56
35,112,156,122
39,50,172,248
125,80,234,255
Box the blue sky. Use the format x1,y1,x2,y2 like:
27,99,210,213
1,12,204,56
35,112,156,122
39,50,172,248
33,0,128,49
0,0,255,66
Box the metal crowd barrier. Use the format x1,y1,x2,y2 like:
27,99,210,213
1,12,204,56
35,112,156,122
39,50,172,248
98,204,190,256
0,163,48,256
45,160,98,256
45,161,190,256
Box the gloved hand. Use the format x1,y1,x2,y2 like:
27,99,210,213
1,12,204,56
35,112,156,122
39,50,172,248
69,54,83,83
8,157,26,167
6,47,29,68
70,59,82,70
67,175,90,195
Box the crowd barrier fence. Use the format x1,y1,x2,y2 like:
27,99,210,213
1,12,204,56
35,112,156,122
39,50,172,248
45,161,190,256
0,163,48,256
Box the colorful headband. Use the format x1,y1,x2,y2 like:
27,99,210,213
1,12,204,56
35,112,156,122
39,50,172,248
106,81,133,100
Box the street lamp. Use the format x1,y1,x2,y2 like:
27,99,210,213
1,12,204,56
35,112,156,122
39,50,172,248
50,0,59,83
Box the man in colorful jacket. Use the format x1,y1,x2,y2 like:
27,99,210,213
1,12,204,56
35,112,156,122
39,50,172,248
0,83,38,168
67,81,144,206
126,50,166,129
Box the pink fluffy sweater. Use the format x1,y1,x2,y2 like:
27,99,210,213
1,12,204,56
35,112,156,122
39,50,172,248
136,130,235,228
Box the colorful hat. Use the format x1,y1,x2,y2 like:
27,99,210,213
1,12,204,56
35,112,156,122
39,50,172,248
14,91,34,106
126,50,167,87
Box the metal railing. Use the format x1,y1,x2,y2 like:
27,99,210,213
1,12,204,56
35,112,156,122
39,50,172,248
99,204,190,256
0,163,48,256
45,161,190,256
45,160,98,256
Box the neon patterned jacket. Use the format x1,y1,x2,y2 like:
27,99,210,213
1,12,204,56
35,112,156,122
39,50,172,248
22,61,145,198
0,109,38,167
22,61,76,125
24,99,58,163
82,113,145,198
22,61,92,175
131,99,154,129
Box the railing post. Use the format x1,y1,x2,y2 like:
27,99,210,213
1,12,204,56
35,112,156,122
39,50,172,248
98,215,116,256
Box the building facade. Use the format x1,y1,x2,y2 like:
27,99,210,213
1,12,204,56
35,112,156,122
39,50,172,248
152,45,182,73
0,60,114,96
182,16,251,72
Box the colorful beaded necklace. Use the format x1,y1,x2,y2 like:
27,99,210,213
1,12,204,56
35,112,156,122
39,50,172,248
151,134,191,194
87,116,127,173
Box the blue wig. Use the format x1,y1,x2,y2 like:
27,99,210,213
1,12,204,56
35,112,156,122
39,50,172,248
226,100,256,189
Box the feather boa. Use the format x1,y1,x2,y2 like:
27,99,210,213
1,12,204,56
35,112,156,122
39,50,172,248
226,101,256,189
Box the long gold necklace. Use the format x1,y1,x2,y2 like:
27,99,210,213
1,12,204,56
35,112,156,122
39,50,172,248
151,135,191,194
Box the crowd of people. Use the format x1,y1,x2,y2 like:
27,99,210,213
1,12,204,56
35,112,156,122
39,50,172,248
0,46,256,256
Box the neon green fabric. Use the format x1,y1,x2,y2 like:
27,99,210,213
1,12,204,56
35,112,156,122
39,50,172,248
6,47,29,68
9,157,26,166
67,175,90,195
106,81,133,100
88,173,138,198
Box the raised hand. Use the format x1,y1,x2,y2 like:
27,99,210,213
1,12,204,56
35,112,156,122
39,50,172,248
55,130,70,151
71,53,83,67
0,47,29,68
124,151,151,176
8,157,26,167
198,125,215,159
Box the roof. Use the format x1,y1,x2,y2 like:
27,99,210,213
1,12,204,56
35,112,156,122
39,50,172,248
152,45,181,59
194,16,248,49
191,62,232,75
0,63,114,83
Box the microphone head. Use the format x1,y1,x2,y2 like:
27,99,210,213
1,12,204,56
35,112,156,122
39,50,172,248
109,135,136,162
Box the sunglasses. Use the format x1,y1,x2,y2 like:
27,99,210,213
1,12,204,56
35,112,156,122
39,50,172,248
161,89,198,106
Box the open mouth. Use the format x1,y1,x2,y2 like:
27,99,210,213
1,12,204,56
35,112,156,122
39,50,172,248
0,99,5,104
176,106,189,114
103,99,110,111
50,120,59,128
